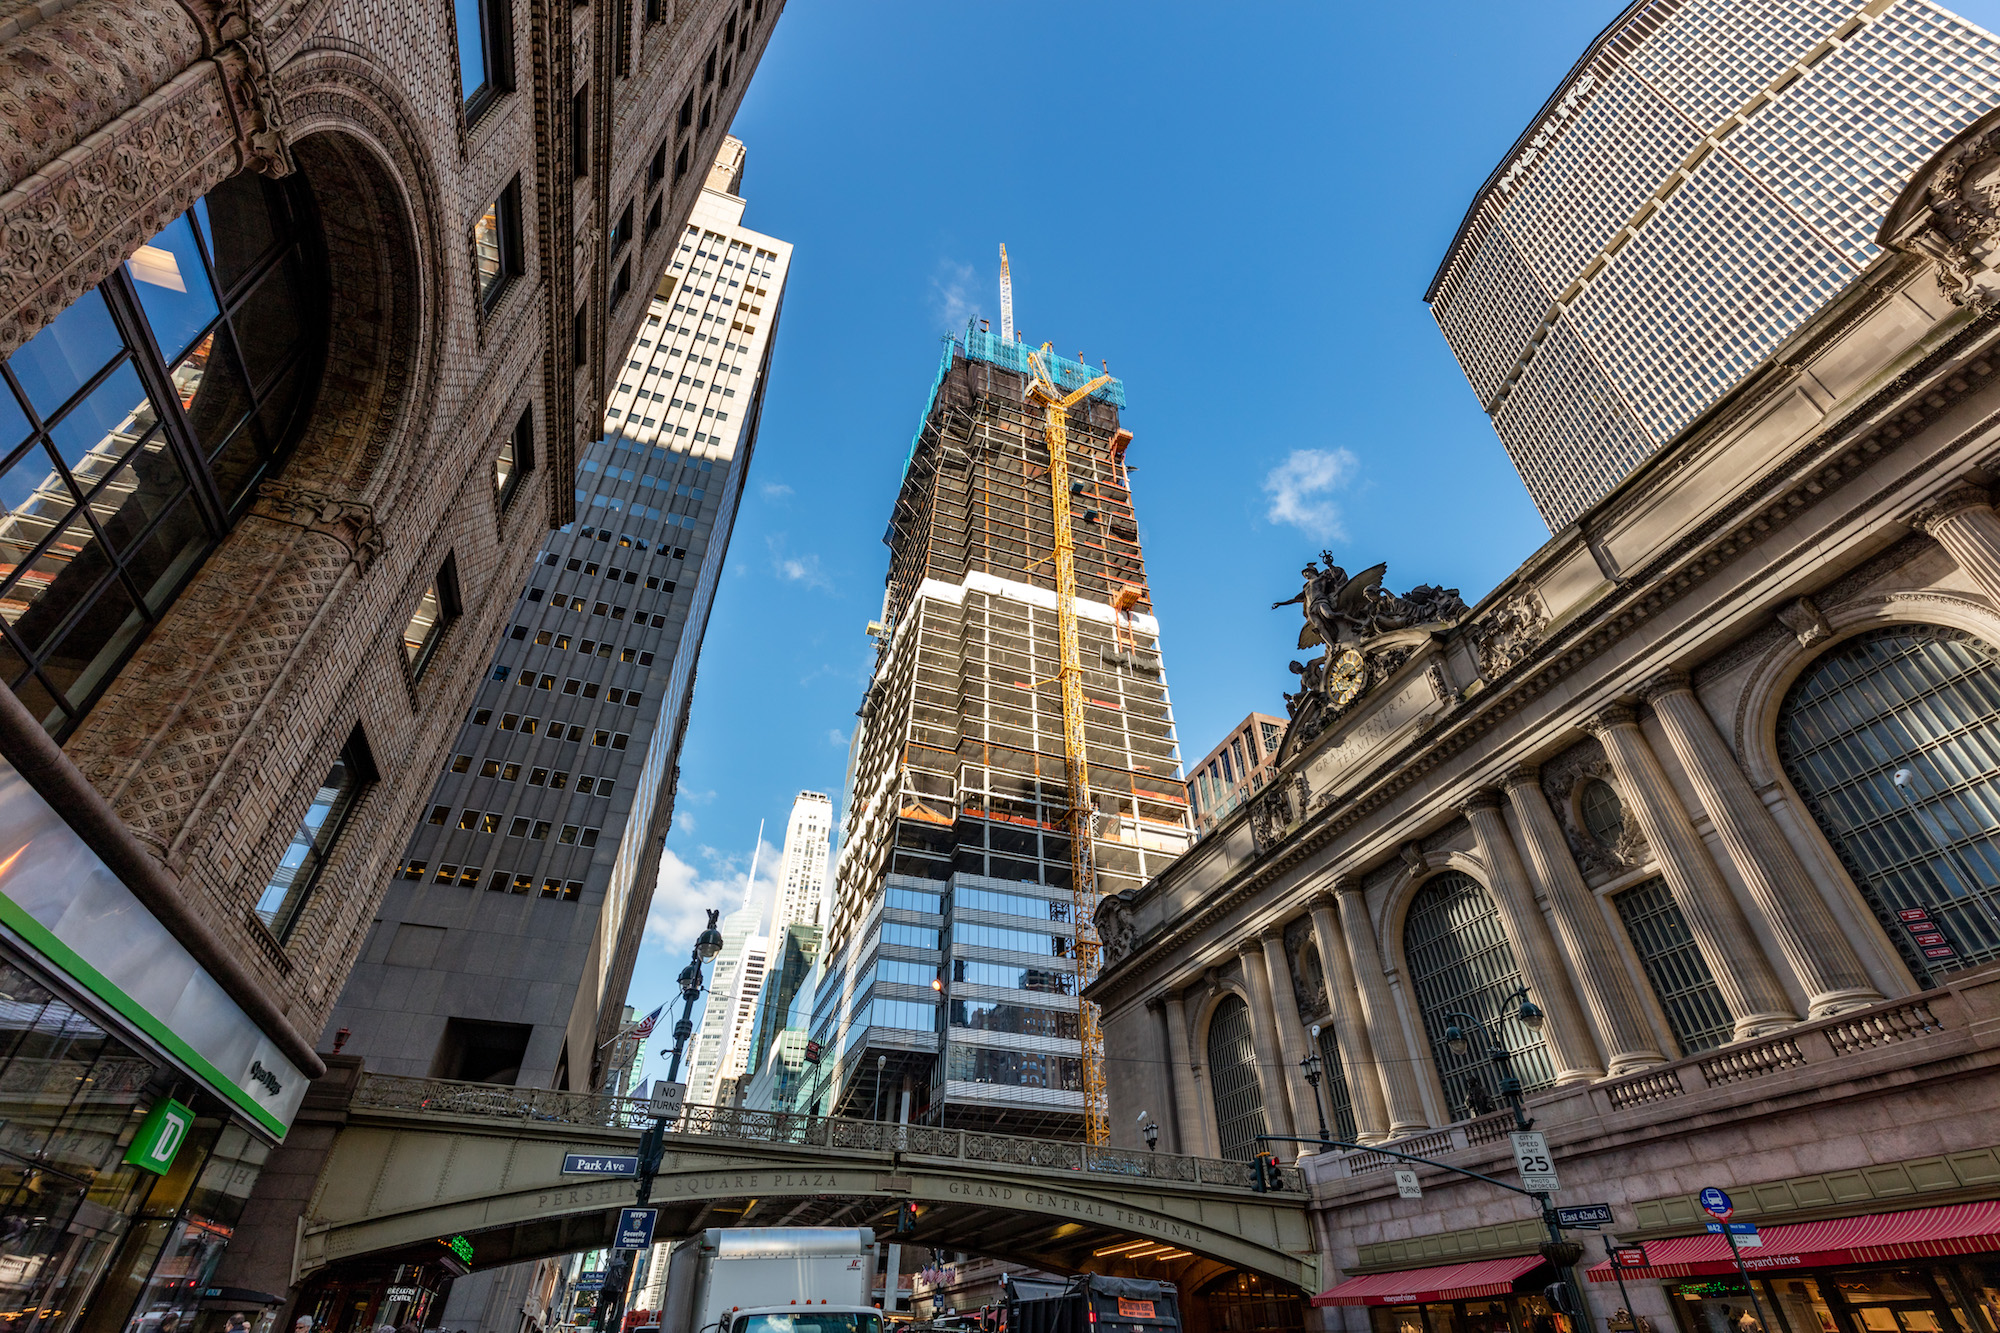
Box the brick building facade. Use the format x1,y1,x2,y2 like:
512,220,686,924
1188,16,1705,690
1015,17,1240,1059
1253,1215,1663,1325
0,0,782,1328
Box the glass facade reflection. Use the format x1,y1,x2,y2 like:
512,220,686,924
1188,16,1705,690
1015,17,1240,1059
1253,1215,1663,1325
0,944,268,1333
0,173,322,737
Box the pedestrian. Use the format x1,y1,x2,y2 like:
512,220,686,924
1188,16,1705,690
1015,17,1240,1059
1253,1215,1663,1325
294,1317,314,1333
225,1316,250,1333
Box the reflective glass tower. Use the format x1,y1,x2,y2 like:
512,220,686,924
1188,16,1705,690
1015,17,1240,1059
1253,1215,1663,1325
1427,0,2000,530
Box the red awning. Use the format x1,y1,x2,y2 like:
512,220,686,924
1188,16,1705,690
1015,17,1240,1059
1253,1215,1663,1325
1314,1256,1544,1307
1585,1201,2000,1282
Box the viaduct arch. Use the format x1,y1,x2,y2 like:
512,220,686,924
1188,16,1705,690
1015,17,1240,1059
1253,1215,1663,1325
226,1063,1317,1302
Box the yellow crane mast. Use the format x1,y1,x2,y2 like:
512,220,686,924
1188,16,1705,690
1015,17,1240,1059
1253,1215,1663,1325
1024,345,1114,1147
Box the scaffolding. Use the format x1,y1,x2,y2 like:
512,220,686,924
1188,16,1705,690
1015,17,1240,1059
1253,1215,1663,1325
819,342,1189,1140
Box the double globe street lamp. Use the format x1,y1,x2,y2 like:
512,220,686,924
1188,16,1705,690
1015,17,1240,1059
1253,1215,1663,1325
596,910,726,1333
1443,986,1545,1130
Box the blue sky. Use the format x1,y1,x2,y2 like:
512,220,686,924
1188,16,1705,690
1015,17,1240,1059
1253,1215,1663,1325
627,0,2000,1065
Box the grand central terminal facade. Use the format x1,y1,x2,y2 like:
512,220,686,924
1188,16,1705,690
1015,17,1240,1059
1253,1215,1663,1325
1088,94,2000,1333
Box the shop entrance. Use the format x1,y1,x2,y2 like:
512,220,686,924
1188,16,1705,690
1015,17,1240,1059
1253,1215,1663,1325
1667,1267,1990,1333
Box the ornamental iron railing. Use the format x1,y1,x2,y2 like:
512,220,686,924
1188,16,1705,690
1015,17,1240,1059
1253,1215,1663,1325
350,1072,1302,1192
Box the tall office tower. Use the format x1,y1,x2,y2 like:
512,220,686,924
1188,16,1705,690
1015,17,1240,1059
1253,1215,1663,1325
793,332,1192,1134
1427,0,2000,530
778,790,835,928
324,138,793,1105
735,792,833,1109
685,891,768,1105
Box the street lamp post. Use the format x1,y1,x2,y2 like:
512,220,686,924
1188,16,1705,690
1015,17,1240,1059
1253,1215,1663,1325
1299,1025,1331,1144
597,911,725,1333
1439,990,1586,1324
1443,987,1545,1130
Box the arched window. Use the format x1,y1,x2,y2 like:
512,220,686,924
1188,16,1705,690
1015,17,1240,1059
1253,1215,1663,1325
0,172,324,737
1778,626,2000,984
1403,870,1554,1117
1205,994,1265,1162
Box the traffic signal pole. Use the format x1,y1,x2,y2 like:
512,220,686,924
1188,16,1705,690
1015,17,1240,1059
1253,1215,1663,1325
1255,1134,1589,1325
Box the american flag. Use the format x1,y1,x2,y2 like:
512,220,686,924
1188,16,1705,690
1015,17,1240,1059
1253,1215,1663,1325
628,1005,664,1040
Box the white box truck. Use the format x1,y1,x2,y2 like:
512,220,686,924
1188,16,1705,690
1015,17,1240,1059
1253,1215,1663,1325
651,1228,882,1333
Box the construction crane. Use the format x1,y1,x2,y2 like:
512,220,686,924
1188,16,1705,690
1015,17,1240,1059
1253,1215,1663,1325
998,244,1015,342
1024,343,1113,1147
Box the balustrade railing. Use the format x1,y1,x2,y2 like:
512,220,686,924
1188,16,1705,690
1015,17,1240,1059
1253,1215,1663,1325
1825,998,1943,1054
352,1072,1301,1192
1699,1035,1806,1087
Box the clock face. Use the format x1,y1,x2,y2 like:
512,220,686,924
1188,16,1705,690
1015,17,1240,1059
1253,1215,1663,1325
1327,648,1366,708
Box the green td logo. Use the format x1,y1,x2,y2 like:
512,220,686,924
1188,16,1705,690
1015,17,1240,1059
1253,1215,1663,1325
123,1098,194,1176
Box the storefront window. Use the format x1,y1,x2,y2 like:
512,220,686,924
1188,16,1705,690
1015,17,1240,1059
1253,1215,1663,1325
1950,1265,2000,1333
1669,1271,1985,1333
0,953,178,1333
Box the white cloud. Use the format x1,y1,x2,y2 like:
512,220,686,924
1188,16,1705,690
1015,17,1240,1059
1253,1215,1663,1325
1263,447,1360,540
646,837,784,959
768,535,832,590
760,481,793,500
932,260,978,333
827,727,849,748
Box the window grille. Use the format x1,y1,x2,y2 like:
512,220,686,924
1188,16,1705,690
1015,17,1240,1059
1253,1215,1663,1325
1614,876,1734,1054
1314,1023,1358,1143
1402,871,1554,1116
1205,994,1265,1163
1777,626,2000,983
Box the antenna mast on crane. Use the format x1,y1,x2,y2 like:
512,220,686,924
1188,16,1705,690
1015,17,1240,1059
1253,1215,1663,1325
999,244,1015,342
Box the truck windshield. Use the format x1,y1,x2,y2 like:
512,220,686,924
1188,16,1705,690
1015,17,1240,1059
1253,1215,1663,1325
734,1315,883,1333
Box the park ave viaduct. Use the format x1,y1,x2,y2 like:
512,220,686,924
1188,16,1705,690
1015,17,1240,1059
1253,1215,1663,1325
215,1061,1316,1302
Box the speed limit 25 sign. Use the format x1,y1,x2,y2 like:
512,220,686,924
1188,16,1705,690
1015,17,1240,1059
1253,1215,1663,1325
1510,1130,1560,1192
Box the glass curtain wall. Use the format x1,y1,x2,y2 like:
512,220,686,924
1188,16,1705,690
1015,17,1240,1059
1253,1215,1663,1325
0,172,323,737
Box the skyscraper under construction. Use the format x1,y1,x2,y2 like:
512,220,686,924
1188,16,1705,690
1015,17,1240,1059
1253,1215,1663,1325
799,328,1191,1137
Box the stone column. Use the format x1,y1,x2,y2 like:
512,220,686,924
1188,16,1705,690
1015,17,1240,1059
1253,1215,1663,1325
1162,989,1208,1157
1909,484,2000,604
1307,892,1391,1142
1460,791,1605,1083
1236,939,1299,1144
1144,998,1180,1154
1640,673,1885,1017
1589,704,1797,1038
1260,926,1321,1144
1502,767,1667,1073
1336,884,1431,1135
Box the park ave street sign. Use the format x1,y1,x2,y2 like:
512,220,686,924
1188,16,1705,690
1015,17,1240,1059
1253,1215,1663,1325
563,1153,640,1176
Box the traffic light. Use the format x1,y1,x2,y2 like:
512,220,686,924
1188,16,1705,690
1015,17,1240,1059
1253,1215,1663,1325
638,1121,665,1175
897,1201,919,1234
1250,1151,1279,1192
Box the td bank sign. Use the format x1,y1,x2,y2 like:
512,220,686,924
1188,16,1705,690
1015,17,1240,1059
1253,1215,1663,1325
124,1099,195,1176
